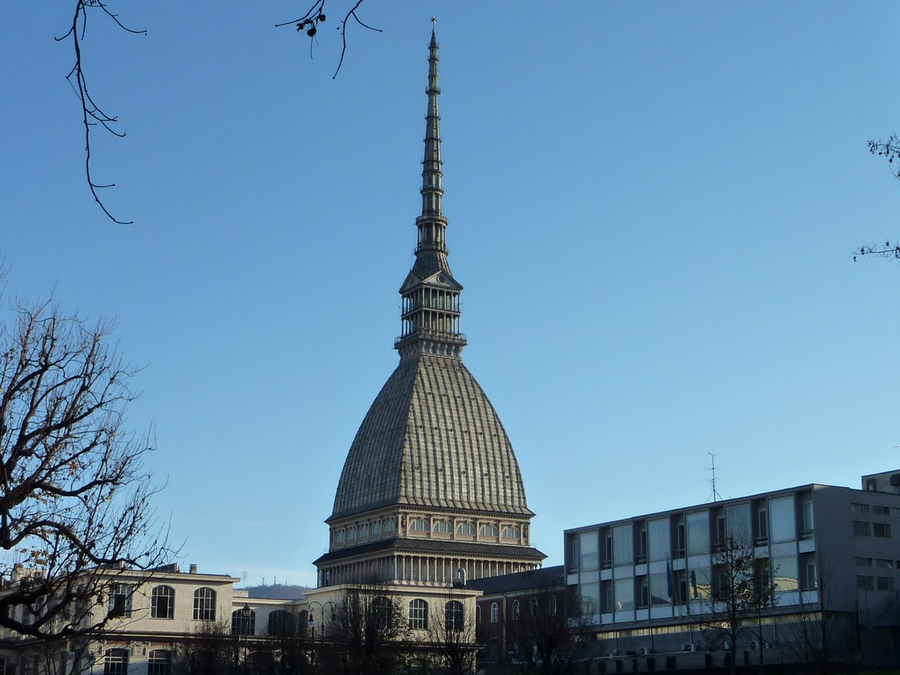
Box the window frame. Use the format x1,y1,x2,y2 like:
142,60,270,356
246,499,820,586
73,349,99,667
107,583,133,618
409,518,430,533
479,523,499,537
193,587,217,622
103,649,129,675
408,599,428,630
445,600,464,632
151,585,175,620
147,649,171,675
231,608,256,636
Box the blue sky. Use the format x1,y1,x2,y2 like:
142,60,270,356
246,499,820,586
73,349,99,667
2,2,900,588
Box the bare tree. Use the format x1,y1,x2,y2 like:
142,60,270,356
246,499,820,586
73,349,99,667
507,586,589,675
173,621,240,675
697,535,776,675
426,597,477,675
319,585,411,675
0,286,169,639
780,556,858,674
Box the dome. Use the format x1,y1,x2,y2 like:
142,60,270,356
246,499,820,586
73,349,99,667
330,353,532,521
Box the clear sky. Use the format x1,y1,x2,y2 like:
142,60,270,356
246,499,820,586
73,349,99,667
2,2,900,588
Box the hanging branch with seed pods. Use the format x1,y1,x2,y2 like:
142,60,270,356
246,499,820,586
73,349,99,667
855,134,900,261
277,0,382,78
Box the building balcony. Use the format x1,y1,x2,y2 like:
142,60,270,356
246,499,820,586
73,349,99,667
394,331,468,347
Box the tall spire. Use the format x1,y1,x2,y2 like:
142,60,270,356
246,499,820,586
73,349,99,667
395,27,466,360
421,26,443,222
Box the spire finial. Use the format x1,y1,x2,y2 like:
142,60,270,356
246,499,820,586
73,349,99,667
422,24,442,218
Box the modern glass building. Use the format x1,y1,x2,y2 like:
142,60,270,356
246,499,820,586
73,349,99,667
564,470,900,668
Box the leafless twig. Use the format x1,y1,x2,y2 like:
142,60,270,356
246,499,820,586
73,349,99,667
276,0,382,78
56,1,144,224
853,242,900,262
855,135,900,262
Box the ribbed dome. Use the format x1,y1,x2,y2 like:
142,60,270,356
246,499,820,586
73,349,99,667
330,353,532,521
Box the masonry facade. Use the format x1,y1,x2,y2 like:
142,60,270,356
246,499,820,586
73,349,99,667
314,28,544,591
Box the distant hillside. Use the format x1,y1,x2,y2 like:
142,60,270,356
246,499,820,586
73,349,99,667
243,584,309,600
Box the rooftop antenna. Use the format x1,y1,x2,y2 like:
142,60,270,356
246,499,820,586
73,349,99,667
707,452,722,502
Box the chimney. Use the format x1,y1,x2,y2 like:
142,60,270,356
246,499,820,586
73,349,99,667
189,564,198,574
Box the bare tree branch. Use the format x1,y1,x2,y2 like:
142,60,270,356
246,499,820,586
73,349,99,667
858,134,900,263
56,1,145,225
276,0,382,78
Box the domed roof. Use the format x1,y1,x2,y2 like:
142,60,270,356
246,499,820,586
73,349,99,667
330,353,532,521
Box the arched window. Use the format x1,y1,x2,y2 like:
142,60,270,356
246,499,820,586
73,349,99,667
347,527,357,541
371,521,382,536
476,605,482,625
151,585,175,619
549,595,558,616
408,599,428,630
268,609,295,637
479,523,499,537
384,519,395,533
530,597,539,616
512,599,520,620
103,649,128,675
502,526,520,539
359,524,369,538
231,608,256,635
457,522,476,536
373,596,393,629
107,583,133,618
193,587,216,621
433,520,452,534
490,602,499,623
445,600,464,632
409,518,430,533
147,649,171,675
335,530,345,544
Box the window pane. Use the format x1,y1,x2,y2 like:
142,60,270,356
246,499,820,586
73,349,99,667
408,599,428,630
445,601,464,631
614,578,634,611
650,573,671,605
726,504,752,545
769,497,796,543
686,512,710,555
613,525,633,566
579,531,599,571
772,555,798,593
689,565,711,600
151,586,174,620
580,581,599,615
103,650,128,675
648,519,669,562
147,650,171,675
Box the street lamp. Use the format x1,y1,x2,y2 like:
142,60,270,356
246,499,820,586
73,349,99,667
306,600,335,641
241,603,252,670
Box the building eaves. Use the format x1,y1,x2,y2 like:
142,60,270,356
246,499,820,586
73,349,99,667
313,538,545,566
465,564,565,594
